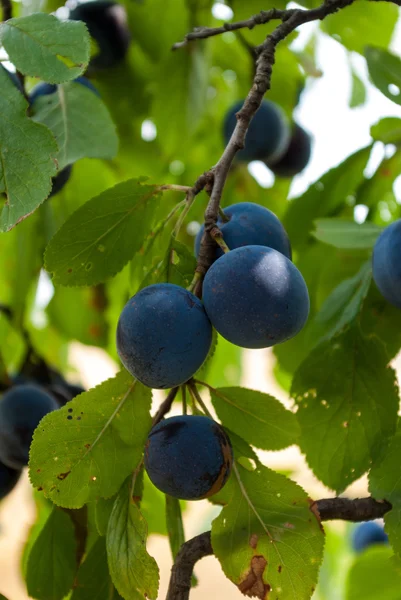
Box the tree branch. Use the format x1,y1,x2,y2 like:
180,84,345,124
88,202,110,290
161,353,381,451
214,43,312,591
166,496,392,600
188,0,355,291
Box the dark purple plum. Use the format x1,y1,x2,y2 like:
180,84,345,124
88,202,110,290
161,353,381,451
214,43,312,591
195,202,291,261
352,522,389,553
223,100,290,163
0,460,21,500
0,385,58,469
116,284,212,389
267,123,312,178
372,219,401,309
202,245,309,349
144,415,233,500
69,1,131,69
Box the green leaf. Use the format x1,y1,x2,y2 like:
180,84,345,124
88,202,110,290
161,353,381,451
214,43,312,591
31,82,118,171
346,547,401,600
0,14,90,83
44,178,168,286
0,67,57,231
209,386,300,451
369,426,401,557
312,219,382,249
71,537,123,600
94,496,116,537
26,508,77,600
165,495,185,559
365,46,401,106
292,325,399,493
323,2,398,54
211,464,324,599
284,146,371,249
360,285,401,360
107,480,159,600
310,261,372,341
350,69,366,108
371,117,401,144
47,285,108,347
0,595,9,600
356,150,401,209
138,237,197,290
29,371,152,508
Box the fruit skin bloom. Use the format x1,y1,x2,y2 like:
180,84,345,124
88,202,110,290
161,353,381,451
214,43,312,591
144,415,233,500
116,283,212,389
202,245,310,349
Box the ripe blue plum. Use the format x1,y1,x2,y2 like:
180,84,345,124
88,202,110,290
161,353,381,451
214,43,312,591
69,1,131,69
352,521,389,552
116,284,212,389
29,76,100,104
49,165,73,198
223,100,290,163
267,123,312,178
144,415,233,500
0,385,58,469
194,202,291,260
372,219,401,309
202,245,309,349
0,459,21,500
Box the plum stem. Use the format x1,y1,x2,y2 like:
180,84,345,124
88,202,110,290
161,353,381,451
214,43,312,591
186,380,213,419
218,207,230,223
209,226,230,254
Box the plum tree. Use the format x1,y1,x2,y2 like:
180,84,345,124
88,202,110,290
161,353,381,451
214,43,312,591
144,415,233,500
194,202,292,260
372,220,401,308
352,522,389,552
223,100,290,162
202,245,310,348
69,1,131,69
0,459,21,501
267,123,312,177
0,385,58,469
116,283,212,389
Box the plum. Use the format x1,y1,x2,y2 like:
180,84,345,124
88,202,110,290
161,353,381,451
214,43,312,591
0,459,21,500
144,415,233,500
0,385,58,469
352,521,389,553
194,202,291,261
116,283,212,389
372,219,401,309
202,245,309,349
267,123,312,178
223,100,290,163
69,1,131,69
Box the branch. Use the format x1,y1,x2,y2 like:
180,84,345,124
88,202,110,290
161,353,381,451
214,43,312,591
190,0,355,289
166,496,392,600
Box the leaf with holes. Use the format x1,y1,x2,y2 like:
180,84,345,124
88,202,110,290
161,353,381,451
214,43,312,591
312,219,382,249
292,325,399,493
31,81,118,171
365,46,401,106
369,425,401,557
209,386,299,451
107,479,159,600
0,66,57,231
0,13,89,83
26,508,77,600
44,178,169,286
212,464,324,600
29,370,152,508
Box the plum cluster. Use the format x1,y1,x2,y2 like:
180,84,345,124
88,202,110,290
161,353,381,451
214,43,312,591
223,100,312,177
0,373,84,502
117,202,309,499
372,219,401,309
